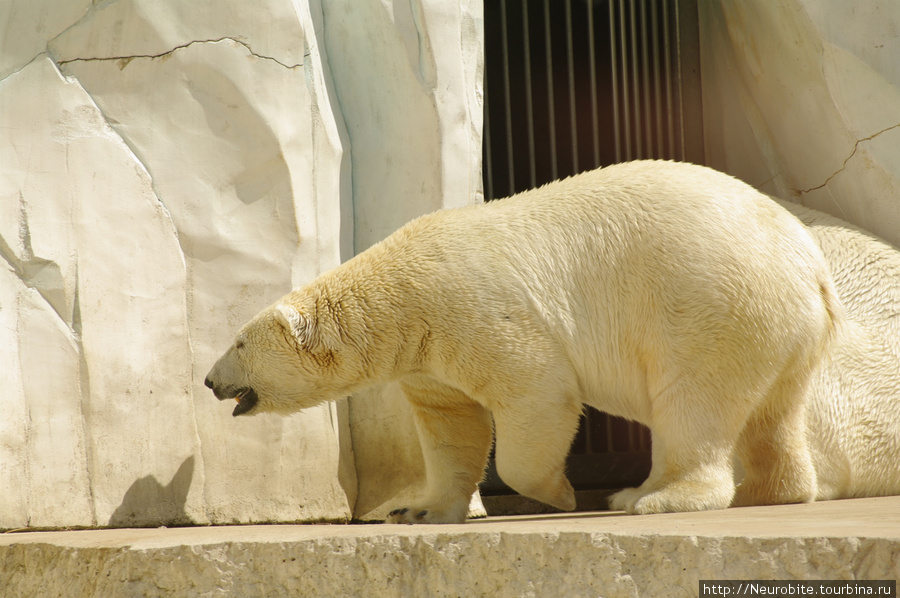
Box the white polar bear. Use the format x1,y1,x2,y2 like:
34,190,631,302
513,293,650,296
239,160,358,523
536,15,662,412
205,160,895,523
773,200,900,500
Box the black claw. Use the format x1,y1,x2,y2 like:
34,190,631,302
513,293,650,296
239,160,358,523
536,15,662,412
388,508,408,517
415,510,428,519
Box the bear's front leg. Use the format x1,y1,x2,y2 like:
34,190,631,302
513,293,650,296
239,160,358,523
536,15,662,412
386,378,493,524
491,394,582,512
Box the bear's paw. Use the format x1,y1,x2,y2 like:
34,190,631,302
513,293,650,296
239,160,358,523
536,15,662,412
610,480,734,514
385,504,467,524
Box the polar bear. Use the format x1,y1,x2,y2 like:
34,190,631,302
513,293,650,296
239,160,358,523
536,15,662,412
206,160,852,522
773,200,900,500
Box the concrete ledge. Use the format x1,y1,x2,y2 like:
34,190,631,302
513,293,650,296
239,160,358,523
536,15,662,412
2,497,898,597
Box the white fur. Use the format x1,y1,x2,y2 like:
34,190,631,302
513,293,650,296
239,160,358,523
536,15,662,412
205,161,900,523
775,200,900,499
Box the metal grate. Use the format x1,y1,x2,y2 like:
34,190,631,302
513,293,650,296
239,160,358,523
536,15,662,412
483,0,703,201
480,0,703,499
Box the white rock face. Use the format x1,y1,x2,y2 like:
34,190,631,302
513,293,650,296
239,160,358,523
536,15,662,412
699,0,900,247
1,0,482,528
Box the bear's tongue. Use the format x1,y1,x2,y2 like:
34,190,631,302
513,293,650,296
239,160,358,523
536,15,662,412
232,388,258,416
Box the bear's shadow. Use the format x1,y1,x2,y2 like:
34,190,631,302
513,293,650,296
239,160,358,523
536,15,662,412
108,455,195,528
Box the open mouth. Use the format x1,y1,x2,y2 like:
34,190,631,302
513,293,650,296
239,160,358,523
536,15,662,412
231,388,259,417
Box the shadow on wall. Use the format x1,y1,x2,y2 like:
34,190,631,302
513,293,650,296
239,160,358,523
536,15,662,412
108,456,195,528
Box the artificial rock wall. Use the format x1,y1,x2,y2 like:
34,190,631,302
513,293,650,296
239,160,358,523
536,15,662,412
699,0,900,248
0,0,483,529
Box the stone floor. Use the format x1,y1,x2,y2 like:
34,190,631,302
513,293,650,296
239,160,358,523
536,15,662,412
2,496,898,597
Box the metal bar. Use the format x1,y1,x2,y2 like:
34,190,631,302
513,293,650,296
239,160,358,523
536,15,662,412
588,0,600,168
565,0,579,173
584,410,593,458
640,0,652,156
606,412,615,453
629,0,642,159
522,1,537,189
483,78,494,200
544,0,558,179
500,0,515,194
619,0,631,160
662,0,676,159
651,0,664,158
673,0,685,160
609,0,622,163
676,0,705,164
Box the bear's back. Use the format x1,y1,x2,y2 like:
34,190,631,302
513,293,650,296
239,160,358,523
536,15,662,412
375,161,836,420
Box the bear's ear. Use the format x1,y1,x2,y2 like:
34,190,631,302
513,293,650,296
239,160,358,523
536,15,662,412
275,304,316,348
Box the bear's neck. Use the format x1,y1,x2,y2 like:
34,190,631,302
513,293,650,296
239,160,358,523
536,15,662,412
315,250,439,384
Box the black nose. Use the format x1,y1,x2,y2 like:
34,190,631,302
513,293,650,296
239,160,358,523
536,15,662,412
204,376,214,389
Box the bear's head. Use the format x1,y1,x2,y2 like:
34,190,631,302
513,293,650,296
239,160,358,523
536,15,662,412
205,296,360,416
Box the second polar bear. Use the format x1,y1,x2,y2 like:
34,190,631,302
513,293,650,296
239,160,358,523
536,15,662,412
206,160,842,522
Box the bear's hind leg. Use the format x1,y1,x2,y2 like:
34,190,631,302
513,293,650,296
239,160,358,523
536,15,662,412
491,396,582,512
733,372,817,507
609,380,743,514
386,378,493,524
609,429,738,514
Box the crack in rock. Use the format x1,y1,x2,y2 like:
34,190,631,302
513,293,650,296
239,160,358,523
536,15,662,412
57,37,304,70
797,122,900,194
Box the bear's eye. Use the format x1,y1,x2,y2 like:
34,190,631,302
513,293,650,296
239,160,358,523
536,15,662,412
235,339,244,350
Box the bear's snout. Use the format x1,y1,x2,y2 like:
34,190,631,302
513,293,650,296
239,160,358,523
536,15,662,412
204,374,230,400
205,372,238,401
205,368,259,416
